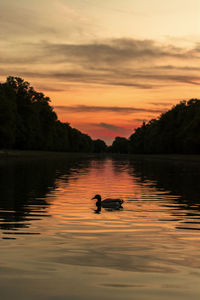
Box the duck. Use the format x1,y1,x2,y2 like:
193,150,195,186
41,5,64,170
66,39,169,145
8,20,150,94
91,194,124,209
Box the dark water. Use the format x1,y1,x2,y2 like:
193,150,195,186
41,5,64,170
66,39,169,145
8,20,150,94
0,154,200,300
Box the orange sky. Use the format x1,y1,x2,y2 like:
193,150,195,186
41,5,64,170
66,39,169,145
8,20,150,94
1,0,200,144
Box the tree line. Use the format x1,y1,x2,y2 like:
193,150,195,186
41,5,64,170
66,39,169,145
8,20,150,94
0,77,107,153
109,99,200,154
1,77,199,154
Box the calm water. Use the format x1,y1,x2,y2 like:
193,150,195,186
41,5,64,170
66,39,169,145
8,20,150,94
0,154,200,300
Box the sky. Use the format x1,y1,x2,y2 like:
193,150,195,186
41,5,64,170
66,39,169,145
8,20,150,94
1,0,200,144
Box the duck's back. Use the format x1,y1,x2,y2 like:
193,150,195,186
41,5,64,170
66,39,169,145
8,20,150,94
101,198,124,208
103,198,123,204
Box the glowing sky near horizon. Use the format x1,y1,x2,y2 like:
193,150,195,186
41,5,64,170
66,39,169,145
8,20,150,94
1,0,200,144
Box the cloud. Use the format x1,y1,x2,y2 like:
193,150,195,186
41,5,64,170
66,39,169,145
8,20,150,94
0,0,92,42
3,38,198,66
2,66,200,89
1,34,200,89
0,1,56,39
150,102,173,107
77,121,134,144
54,105,164,114
81,0,139,16
134,118,148,122
155,65,200,71
41,39,197,64
139,74,200,86
95,123,127,132
7,63,199,90
35,85,66,93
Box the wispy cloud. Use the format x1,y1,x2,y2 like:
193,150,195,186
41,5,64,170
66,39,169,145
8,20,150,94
155,65,200,71
1,66,200,89
1,0,200,96
95,122,127,132
150,102,173,107
35,85,67,93
0,0,93,41
81,0,139,16
38,39,200,65
77,121,134,144
54,105,164,114
1,37,200,89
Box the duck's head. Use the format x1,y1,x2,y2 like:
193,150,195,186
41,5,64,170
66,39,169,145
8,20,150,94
91,194,101,201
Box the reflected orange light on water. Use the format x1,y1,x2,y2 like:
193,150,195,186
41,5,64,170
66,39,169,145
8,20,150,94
1,156,200,300
47,159,177,231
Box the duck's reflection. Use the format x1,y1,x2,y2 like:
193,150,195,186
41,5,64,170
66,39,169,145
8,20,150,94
94,206,101,214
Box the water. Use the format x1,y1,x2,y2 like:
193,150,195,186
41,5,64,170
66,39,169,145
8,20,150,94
0,154,200,300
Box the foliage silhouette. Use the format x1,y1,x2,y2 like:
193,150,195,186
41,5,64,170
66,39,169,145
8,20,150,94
109,137,129,153
109,99,200,154
1,77,199,154
93,139,107,153
0,77,106,152
129,99,200,154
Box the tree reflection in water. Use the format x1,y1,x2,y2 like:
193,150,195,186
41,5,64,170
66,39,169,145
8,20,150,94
127,156,200,228
0,155,91,233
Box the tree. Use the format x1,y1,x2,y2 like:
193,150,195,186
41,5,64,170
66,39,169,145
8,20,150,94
111,137,129,153
0,76,108,153
0,83,17,148
93,139,107,153
129,99,200,154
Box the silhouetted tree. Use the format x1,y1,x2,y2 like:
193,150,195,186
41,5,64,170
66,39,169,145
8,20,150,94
110,137,129,153
0,83,17,148
93,139,107,153
0,77,107,153
129,99,200,154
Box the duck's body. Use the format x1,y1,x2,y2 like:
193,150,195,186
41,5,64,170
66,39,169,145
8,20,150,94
92,194,123,209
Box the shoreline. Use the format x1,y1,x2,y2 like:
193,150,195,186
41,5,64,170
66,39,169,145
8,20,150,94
0,150,200,163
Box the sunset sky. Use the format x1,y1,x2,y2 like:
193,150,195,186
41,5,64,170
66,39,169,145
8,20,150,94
1,0,200,144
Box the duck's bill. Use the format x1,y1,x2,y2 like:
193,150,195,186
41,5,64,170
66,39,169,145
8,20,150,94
91,196,95,200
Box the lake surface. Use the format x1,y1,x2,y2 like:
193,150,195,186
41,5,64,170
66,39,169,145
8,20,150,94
0,154,200,300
